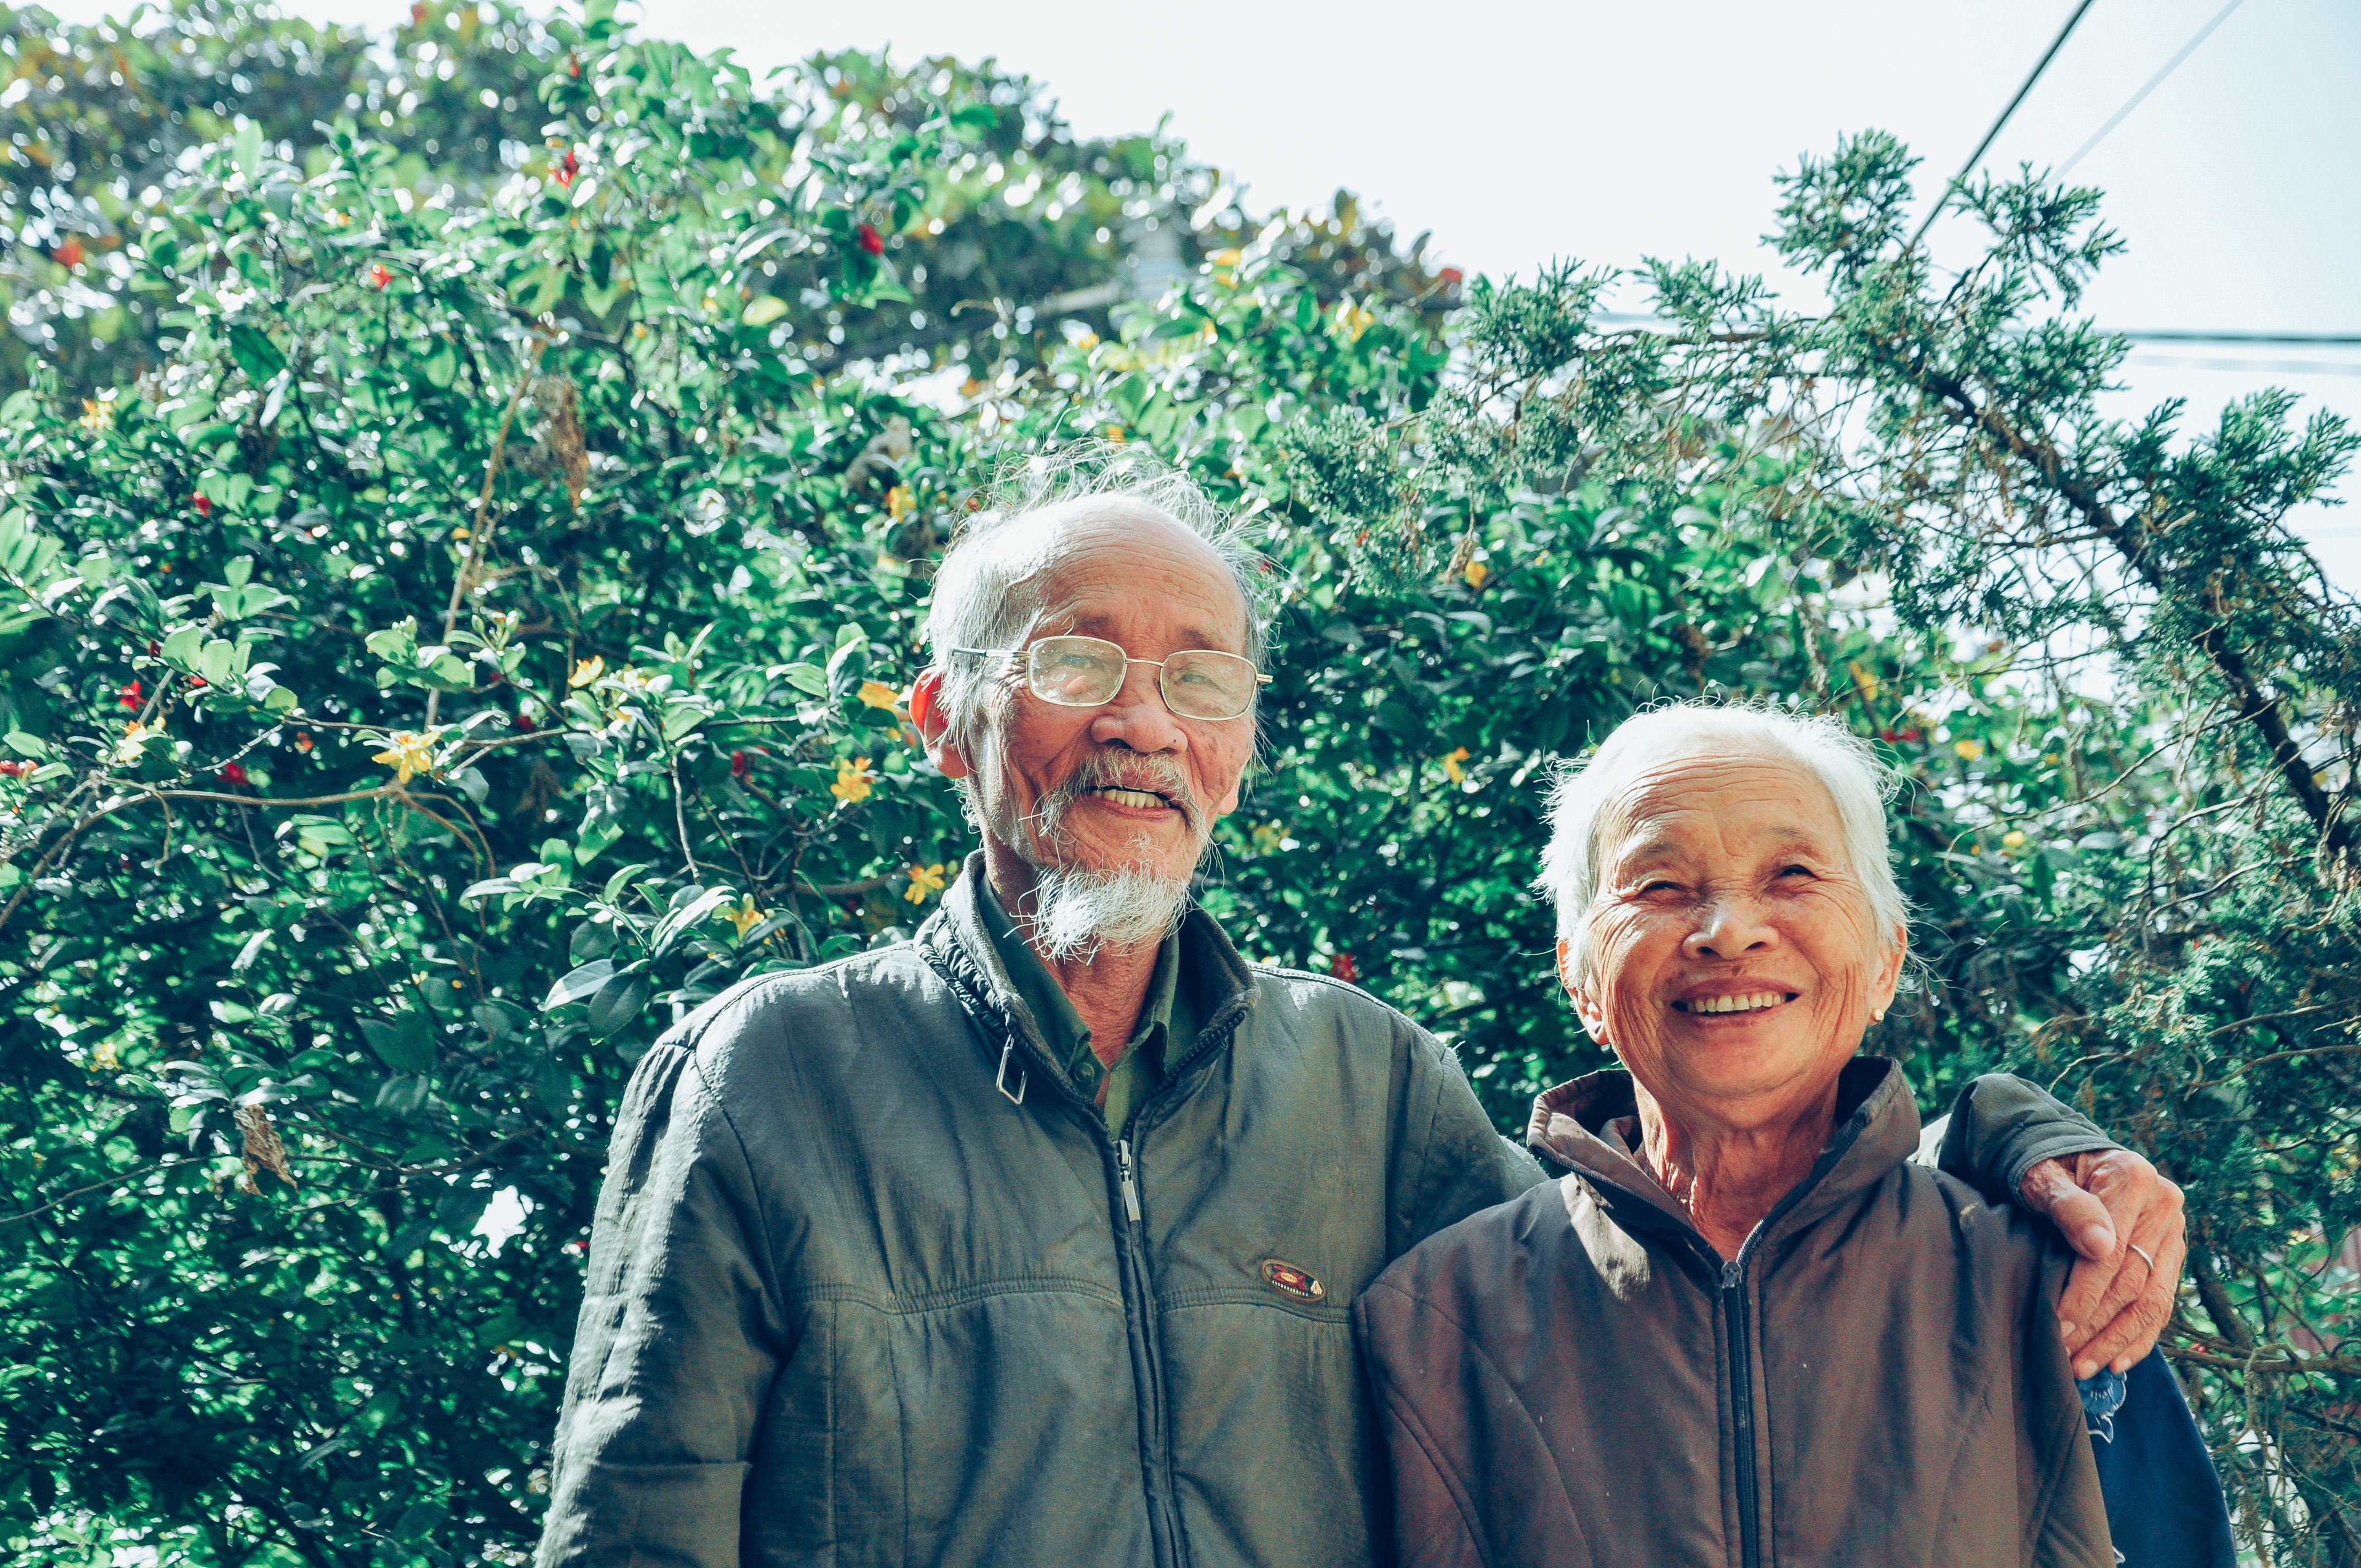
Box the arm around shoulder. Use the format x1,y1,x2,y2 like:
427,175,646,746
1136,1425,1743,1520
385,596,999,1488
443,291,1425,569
1936,1072,2116,1205
537,1036,788,1568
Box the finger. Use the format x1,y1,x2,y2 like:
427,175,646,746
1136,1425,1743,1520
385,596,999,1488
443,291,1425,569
2069,1215,2185,1377
2055,1249,2124,1357
2085,1226,2188,1376
2023,1159,2119,1264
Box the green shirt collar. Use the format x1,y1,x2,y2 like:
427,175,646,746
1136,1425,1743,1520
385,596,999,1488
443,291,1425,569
977,876,1184,1133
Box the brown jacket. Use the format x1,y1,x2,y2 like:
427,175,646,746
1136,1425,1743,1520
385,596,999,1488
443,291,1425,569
1352,1058,2113,1568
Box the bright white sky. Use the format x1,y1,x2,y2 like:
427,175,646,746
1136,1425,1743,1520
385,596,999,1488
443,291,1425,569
49,0,2361,583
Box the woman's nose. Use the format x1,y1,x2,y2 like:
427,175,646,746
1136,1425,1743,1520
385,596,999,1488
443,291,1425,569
1090,661,1185,753
1683,894,1778,960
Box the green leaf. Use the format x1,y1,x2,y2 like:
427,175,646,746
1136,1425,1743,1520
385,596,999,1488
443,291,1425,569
542,960,616,1010
586,971,650,1037
358,1011,434,1075
227,324,287,385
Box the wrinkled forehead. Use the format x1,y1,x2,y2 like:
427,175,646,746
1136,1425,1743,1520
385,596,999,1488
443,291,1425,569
1007,498,1249,649
1595,744,1847,867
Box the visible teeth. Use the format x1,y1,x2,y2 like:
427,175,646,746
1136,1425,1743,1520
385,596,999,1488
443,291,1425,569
1095,787,1166,809
1682,992,1787,1015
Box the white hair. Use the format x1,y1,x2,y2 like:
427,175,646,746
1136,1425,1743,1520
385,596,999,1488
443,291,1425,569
923,443,1276,763
1535,700,1910,982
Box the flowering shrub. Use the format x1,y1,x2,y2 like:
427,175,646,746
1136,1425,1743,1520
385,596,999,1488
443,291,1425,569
1,13,2357,1568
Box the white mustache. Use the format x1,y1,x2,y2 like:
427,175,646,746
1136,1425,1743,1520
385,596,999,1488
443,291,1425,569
1031,750,1207,842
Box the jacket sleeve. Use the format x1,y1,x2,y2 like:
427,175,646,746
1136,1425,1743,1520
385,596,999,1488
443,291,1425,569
1390,1019,1547,1259
537,1039,788,1568
1934,1072,2119,1205
1353,1288,1504,1568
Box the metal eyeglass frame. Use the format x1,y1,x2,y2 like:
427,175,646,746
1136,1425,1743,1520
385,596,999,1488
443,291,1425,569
950,636,1272,722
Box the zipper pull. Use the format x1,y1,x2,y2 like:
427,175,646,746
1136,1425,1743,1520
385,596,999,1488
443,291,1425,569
1117,1139,1141,1223
1721,1259,1743,1291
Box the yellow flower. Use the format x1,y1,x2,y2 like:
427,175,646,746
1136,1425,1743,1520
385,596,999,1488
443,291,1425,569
1072,330,1099,351
831,757,875,804
79,396,114,433
371,729,440,784
1441,746,1470,785
1103,424,1126,444
1952,738,1984,761
111,718,161,766
857,680,907,714
885,484,916,521
451,525,471,541
87,1039,119,1072
1463,559,1489,589
1208,248,1243,267
568,656,605,688
1334,300,1375,342
2000,830,2027,853
1848,659,1880,701
905,862,948,904
721,894,765,940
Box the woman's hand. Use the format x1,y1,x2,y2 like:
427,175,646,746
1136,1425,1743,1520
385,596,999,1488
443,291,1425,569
2020,1150,2189,1378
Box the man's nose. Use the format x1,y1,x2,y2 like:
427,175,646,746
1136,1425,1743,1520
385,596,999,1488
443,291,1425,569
1090,660,1185,753
1682,893,1778,960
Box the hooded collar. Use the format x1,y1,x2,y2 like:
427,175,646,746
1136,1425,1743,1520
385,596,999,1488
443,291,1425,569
916,851,1261,1109
1524,1056,1925,1256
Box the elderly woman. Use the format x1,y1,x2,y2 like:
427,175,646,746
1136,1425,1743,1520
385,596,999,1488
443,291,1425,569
1353,703,2231,1568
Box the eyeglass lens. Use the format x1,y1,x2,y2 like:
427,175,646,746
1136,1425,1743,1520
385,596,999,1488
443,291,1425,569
1023,636,1258,721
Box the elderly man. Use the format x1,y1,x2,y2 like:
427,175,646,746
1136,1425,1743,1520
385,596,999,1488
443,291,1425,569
536,454,2184,1568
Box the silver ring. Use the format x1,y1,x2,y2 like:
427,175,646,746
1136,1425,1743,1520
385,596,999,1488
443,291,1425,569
2128,1243,2156,1272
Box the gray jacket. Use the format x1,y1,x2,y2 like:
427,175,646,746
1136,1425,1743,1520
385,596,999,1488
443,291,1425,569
537,858,2113,1568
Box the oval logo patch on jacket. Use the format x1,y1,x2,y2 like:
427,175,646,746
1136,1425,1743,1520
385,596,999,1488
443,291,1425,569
1259,1259,1325,1302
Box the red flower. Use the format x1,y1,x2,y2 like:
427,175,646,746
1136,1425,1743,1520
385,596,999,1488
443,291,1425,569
118,679,143,710
193,494,210,517
0,760,28,778
294,731,314,754
219,762,249,787
731,749,750,781
52,237,84,269
512,710,536,732
146,640,160,656
856,222,884,257
367,264,393,290
555,150,579,189
1438,267,1464,286
186,675,206,689
568,52,581,78
1329,952,1358,983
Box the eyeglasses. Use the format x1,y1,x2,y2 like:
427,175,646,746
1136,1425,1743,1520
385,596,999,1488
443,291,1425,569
953,635,1271,722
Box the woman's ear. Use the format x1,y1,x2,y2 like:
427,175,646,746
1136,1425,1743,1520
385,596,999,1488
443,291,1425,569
1557,938,1611,1046
910,668,971,780
1869,924,1908,1021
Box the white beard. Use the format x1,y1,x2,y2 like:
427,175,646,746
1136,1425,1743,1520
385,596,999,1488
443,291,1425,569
1024,858,1192,962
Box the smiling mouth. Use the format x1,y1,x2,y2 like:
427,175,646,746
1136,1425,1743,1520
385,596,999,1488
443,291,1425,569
1673,992,1797,1015
1090,786,1175,810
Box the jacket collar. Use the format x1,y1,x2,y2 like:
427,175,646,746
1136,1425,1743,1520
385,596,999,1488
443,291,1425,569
916,851,1261,1106
1524,1057,1924,1253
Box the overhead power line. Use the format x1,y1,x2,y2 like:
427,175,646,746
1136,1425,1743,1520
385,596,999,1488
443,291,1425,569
1906,0,2102,253
2059,0,2248,175
2124,331,2361,346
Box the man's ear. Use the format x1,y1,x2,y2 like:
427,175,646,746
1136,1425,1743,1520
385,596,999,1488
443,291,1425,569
1557,938,1610,1045
910,668,971,780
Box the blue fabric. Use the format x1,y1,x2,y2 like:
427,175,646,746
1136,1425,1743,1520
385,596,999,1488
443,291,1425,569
2082,1349,2237,1567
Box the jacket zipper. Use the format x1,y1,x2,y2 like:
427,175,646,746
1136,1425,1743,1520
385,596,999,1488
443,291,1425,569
1720,1254,1760,1568
1118,1137,1142,1222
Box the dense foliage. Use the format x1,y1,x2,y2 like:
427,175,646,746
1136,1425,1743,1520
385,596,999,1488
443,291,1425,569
1,6,2354,1566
